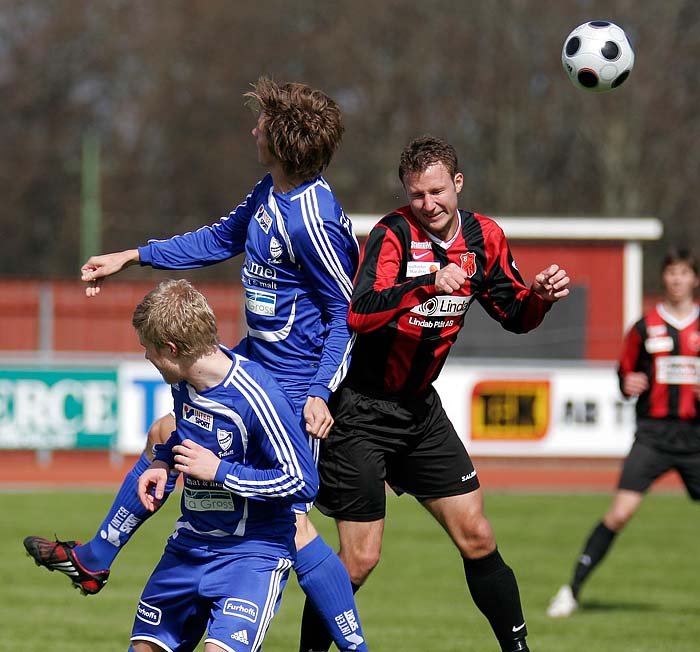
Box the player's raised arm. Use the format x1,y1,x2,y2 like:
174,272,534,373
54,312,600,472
80,249,140,297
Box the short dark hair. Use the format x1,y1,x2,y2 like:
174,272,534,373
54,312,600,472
398,135,460,184
662,246,698,275
244,77,344,182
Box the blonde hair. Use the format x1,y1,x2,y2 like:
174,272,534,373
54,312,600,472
132,279,219,359
244,76,344,182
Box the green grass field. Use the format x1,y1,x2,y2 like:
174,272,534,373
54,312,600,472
3,490,697,651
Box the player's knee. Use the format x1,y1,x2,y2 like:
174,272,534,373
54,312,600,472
146,414,175,452
131,641,164,652
604,506,634,531
454,515,496,558
341,545,380,585
294,514,319,548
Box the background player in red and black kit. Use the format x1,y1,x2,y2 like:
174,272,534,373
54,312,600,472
301,135,570,652
548,246,700,619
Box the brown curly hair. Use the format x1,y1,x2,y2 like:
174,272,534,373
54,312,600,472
245,77,344,182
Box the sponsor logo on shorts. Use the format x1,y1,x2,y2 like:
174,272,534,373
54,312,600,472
231,629,250,644
255,205,273,233
182,404,213,431
223,598,259,623
136,600,162,625
461,470,477,482
245,289,276,316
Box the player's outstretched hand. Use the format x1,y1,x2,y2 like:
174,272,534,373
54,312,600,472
138,462,170,512
435,263,468,295
80,249,140,297
304,396,333,440
532,264,570,302
173,439,221,482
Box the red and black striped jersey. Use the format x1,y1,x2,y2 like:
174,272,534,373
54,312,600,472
619,303,700,420
345,206,551,396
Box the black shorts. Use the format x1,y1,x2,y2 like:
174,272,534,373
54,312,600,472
618,438,700,500
315,385,480,522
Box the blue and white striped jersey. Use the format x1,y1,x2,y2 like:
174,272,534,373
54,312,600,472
153,347,319,548
138,174,358,404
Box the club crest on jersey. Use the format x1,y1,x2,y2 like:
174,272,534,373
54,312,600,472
460,252,477,277
182,404,213,431
217,428,233,451
269,236,283,261
254,205,273,234
689,331,700,352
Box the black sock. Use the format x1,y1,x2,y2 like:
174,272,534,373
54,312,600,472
299,582,361,652
570,521,617,599
463,549,528,652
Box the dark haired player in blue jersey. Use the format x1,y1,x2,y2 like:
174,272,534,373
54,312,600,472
24,78,366,652
547,247,700,619
127,279,318,652
303,135,570,652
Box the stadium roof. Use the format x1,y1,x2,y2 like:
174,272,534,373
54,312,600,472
349,215,663,241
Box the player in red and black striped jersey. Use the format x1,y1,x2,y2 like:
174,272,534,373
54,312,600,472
345,205,557,396
304,136,570,652
547,247,700,619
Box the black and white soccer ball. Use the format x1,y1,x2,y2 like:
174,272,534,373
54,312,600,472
562,21,635,93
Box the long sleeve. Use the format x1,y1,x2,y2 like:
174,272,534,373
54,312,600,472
214,362,319,504
137,180,262,269
348,222,436,334
289,203,358,399
617,320,644,396
476,220,551,334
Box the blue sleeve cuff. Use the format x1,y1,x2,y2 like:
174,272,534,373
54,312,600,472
137,244,152,266
214,459,236,485
307,384,331,403
153,443,174,468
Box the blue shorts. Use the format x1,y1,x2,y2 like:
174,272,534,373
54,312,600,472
130,538,293,652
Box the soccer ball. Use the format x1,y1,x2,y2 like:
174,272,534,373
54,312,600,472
561,21,635,93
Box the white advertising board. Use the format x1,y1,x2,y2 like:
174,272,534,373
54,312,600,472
434,360,636,457
117,361,173,454
114,359,637,457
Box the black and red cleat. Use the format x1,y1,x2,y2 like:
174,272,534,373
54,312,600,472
23,536,109,595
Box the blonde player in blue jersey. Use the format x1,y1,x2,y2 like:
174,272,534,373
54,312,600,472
128,279,318,652
24,78,366,652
